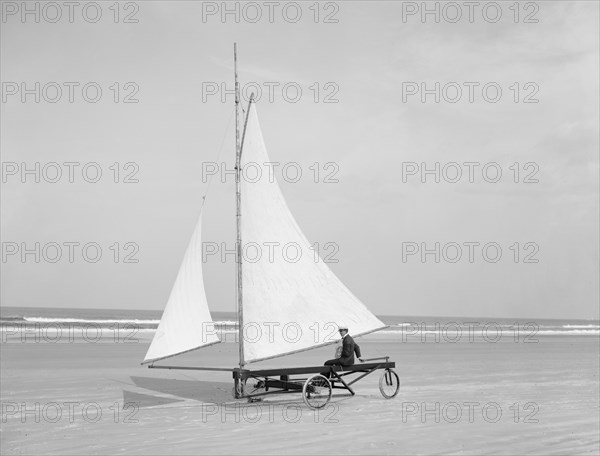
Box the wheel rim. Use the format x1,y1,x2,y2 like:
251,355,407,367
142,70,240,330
303,374,332,409
379,369,400,398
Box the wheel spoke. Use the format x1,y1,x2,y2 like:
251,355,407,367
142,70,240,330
303,374,332,409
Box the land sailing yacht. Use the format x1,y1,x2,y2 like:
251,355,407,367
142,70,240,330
142,44,399,409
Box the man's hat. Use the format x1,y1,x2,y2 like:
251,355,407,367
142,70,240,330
338,324,348,331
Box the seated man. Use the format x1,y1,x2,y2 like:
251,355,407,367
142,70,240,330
323,325,363,377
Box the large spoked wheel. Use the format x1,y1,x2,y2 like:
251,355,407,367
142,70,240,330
379,368,399,399
303,374,332,409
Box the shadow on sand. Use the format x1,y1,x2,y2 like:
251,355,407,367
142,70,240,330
124,376,234,407
123,376,357,409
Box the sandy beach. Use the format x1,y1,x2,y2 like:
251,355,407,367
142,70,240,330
1,332,598,455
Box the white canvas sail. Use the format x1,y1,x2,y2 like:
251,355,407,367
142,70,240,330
142,211,220,364
240,103,386,364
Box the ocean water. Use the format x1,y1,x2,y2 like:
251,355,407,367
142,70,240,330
1,306,598,338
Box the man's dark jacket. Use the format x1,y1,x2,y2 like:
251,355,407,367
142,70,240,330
339,334,361,366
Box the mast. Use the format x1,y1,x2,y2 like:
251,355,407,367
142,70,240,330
234,43,244,369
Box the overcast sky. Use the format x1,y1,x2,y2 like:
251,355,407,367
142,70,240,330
1,1,598,319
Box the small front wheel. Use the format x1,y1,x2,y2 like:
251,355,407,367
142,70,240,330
379,368,399,399
303,374,332,409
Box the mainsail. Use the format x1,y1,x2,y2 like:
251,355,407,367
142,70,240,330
142,212,220,364
239,103,386,364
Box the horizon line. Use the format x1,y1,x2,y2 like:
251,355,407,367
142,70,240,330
1,304,598,322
